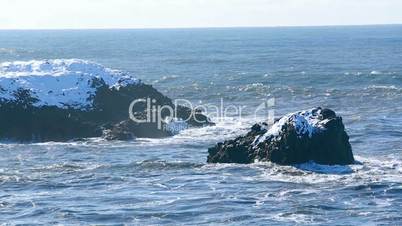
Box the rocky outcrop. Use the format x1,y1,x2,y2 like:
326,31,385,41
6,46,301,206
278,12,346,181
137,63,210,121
208,108,355,165
0,59,213,142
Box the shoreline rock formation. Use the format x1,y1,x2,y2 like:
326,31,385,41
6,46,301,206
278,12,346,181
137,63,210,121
0,59,213,142
207,108,355,165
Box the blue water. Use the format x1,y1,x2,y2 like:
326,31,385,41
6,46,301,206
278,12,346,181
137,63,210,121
1,25,402,225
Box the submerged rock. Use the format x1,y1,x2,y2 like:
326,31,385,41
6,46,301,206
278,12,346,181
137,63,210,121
0,59,213,142
207,107,355,165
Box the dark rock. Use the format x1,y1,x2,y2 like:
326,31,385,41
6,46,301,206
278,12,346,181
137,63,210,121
0,59,214,142
321,108,336,120
207,107,355,165
0,83,213,142
102,121,136,141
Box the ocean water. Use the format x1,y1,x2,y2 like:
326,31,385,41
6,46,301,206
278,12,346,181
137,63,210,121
1,26,402,225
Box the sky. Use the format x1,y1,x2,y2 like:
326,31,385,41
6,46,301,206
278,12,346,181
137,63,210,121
0,0,401,29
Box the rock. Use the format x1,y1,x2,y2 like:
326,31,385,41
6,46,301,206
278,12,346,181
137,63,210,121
0,59,213,142
102,121,137,141
208,107,355,165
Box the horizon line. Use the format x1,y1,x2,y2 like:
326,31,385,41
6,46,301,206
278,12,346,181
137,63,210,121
0,23,401,31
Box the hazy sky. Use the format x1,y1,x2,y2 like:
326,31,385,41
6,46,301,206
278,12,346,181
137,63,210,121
0,0,401,29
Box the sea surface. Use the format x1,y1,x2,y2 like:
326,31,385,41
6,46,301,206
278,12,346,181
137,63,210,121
1,26,402,225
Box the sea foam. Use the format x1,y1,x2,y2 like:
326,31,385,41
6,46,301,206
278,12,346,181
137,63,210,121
0,59,140,109
253,108,328,146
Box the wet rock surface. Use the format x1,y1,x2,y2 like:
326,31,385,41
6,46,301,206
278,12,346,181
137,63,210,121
0,83,213,142
0,60,213,142
207,108,355,165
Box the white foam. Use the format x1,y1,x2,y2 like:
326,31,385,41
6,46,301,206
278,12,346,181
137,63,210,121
0,59,140,109
0,48,15,54
370,70,382,75
238,83,266,92
367,85,400,91
136,116,253,146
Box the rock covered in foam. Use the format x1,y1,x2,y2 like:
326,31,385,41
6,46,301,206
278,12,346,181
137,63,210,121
253,108,333,145
0,59,140,109
0,59,213,142
207,107,355,165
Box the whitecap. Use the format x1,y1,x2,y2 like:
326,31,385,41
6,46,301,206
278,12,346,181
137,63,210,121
238,83,266,92
370,70,382,75
367,85,400,91
0,48,15,54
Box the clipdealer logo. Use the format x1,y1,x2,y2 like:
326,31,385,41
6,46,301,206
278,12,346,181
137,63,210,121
128,98,276,131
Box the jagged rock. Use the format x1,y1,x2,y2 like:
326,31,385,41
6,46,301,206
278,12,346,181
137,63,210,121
208,107,355,165
0,59,213,142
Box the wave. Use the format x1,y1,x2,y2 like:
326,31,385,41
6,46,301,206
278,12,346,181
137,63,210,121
118,160,203,171
0,48,16,54
202,154,402,186
2,145,401,191
238,83,267,92
152,75,179,84
370,70,383,75
343,71,398,76
2,113,401,187
366,85,401,91
130,116,256,147
3,155,400,185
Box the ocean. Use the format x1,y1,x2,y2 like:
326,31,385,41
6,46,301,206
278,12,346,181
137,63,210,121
0,25,402,225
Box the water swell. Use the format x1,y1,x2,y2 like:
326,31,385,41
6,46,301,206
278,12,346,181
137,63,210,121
109,160,204,171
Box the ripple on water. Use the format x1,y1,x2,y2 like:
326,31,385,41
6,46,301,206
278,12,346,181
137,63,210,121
0,119,402,225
